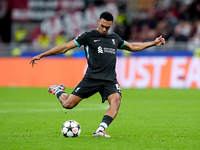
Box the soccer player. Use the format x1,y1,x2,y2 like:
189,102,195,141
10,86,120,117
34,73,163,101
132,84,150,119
30,12,165,137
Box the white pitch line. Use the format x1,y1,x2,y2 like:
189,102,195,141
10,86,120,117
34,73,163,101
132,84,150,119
1,102,106,106
0,106,109,113
2,102,61,106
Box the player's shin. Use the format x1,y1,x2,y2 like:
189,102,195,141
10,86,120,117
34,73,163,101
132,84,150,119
96,115,113,132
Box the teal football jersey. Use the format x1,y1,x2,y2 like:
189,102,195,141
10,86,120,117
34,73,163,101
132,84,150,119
74,30,126,81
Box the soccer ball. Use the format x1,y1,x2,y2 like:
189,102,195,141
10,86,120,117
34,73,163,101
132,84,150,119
61,120,81,137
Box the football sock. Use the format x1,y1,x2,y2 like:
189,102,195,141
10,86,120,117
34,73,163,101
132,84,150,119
55,90,66,99
96,115,113,132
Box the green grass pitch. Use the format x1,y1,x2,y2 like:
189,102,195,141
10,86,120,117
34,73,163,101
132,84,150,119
0,87,200,150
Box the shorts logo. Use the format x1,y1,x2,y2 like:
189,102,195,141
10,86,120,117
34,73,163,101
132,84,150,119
115,84,121,93
75,87,81,92
97,46,103,54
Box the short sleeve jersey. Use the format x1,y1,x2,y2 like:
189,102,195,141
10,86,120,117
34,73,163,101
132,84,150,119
74,29,126,81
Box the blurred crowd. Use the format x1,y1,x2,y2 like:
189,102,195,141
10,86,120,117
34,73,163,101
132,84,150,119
31,0,200,51
115,0,200,46
11,0,200,44
1,0,200,57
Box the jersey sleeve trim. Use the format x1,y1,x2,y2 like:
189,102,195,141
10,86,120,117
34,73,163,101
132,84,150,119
120,41,126,48
74,39,80,47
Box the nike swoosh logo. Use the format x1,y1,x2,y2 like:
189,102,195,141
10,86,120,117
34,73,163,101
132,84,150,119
94,40,100,42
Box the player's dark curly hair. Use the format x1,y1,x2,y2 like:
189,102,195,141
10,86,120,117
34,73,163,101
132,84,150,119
99,12,114,22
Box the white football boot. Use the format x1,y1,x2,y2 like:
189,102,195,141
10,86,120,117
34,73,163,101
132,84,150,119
93,130,111,137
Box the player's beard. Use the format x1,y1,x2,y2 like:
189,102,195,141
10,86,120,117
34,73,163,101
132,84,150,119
101,31,106,35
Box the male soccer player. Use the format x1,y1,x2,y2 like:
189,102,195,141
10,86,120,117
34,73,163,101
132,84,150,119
30,12,165,137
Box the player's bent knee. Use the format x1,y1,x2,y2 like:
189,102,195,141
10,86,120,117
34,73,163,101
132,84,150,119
115,94,121,104
110,96,121,110
108,93,121,106
115,98,121,110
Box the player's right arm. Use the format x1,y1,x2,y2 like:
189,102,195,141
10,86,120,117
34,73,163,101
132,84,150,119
29,40,77,67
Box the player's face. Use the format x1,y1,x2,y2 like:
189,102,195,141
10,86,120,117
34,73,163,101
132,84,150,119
97,18,113,35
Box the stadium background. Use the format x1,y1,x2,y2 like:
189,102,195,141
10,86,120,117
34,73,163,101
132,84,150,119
0,0,200,88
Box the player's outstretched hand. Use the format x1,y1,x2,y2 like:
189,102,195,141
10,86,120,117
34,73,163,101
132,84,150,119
29,55,41,67
154,35,165,46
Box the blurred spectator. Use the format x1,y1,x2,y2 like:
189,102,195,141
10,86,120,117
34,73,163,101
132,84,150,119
37,32,51,49
193,47,200,57
189,21,200,50
173,21,192,42
55,32,68,46
138,23,150,41
168,1,180,19
179,3,190,20
11,47,21,57
14,25,28,43
188,0,200,21
129,23,139,42
114,2,131,41
12,25,28,57
174,25,188,42
146,8,158,29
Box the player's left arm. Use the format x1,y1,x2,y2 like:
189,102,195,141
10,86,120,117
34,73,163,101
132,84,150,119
122,35,165,52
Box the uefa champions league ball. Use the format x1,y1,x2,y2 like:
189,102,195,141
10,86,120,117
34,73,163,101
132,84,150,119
61,120,81,137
